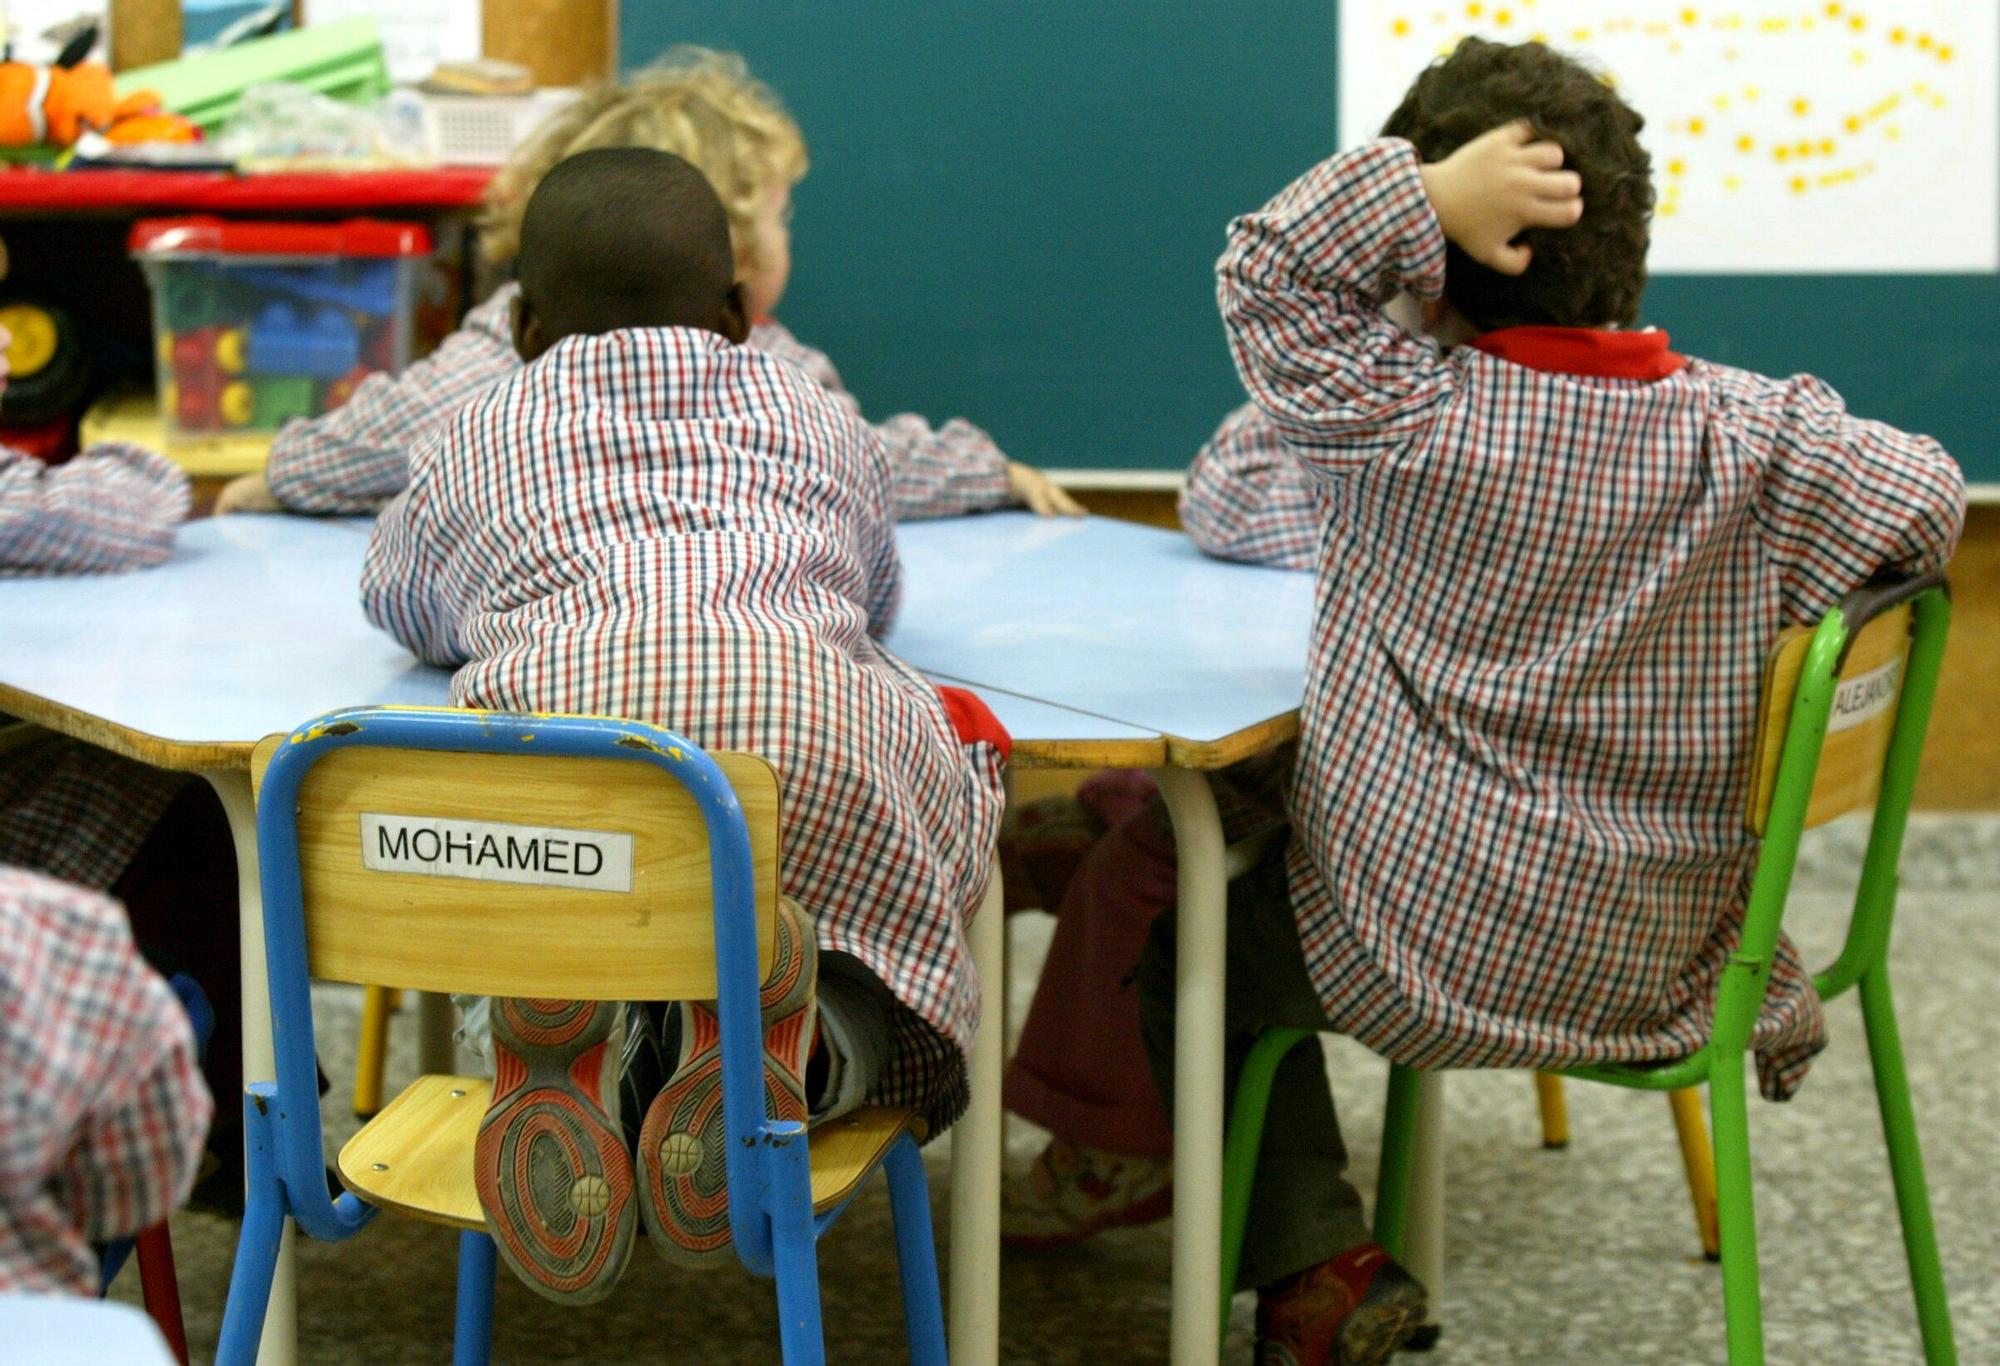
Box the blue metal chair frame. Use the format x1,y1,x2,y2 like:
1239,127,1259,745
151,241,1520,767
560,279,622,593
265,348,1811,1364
216,706,948,1365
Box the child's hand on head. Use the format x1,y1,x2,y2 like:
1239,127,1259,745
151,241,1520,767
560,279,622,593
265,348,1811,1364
1417,120,1584,276
1007,461,1085,517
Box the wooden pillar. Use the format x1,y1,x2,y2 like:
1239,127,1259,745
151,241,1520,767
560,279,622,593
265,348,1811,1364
483,0,617,85
109,0,184,71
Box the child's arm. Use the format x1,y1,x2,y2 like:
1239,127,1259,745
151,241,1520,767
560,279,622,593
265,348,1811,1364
1178,403,1325,569
60,1038,211,1247
863,526,903,639
0,443,190,574
847,428,903,639
1753,374,1966,623
360,446,469,666
879,415,1083,519
2,871,212,1260
220,286,521,516
1218,124,1582,474
750,320,1081,519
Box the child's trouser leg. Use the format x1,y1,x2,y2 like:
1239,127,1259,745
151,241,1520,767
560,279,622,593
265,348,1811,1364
1136,844,1371,1292
1005,793,1178,1157
998,768,1161,916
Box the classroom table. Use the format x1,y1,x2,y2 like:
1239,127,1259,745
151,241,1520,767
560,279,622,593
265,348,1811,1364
0,1294,182,1365
889,515,1446,1365
0,511,1442,1366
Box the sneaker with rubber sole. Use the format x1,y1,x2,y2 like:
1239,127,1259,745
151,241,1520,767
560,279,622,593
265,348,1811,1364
638,897,817,1269
472,996,636,1305
1255,1243,1428,1366
1001,1138,1173,1249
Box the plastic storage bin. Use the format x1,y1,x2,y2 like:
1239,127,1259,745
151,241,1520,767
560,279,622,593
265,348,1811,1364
129,217,431,443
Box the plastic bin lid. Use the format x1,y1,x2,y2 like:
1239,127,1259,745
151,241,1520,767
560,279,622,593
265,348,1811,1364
128,217,432,258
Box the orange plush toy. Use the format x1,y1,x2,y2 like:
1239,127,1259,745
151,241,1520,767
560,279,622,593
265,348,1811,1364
0,29,197,146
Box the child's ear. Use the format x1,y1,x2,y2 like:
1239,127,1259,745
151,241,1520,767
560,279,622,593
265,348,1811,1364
717,283,751,344
512,292,547,362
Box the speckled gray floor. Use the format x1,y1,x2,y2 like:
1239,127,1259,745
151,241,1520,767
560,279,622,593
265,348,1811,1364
113,815,1999,1363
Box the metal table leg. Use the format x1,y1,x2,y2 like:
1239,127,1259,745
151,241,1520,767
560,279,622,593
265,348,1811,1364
1155,768,1225,1366
948,857,1006,1365
1406,1072,1447,1343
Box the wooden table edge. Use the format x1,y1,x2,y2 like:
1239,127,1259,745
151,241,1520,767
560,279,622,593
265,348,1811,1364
0,690,1301,777
1007,735,1167,770
0,684,251,773
1162,710,1300,770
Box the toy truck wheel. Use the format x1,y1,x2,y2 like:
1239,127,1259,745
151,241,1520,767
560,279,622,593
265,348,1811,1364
0,296,90,424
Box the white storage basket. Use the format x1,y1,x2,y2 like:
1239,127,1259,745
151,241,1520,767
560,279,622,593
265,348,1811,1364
414,89,579,166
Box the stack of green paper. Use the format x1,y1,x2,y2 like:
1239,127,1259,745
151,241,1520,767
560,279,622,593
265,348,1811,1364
117,17,391,136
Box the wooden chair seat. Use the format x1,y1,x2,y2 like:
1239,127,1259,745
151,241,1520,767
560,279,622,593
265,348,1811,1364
338,1073,915,1231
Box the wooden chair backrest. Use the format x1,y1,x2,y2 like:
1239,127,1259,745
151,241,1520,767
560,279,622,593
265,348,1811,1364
1746,606,1912,836
250,737,781,999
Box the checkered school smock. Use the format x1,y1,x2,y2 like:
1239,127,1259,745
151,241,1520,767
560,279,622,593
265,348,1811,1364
362,327,1007,1129
0,444,194,889
267,284,1012,522
0,443,189,576
1218,140,1964,1099
1179,402,1323,572
0,866,211,1294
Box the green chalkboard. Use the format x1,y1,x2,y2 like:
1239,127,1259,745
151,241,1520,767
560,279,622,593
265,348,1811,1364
621,2,1337,476
621,5,1997,484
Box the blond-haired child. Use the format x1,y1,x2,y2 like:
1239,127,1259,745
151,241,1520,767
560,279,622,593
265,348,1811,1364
218,47,1078,521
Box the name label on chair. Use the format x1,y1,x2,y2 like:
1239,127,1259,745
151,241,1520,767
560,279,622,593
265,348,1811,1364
360,813,634,892
1828,656,1902,734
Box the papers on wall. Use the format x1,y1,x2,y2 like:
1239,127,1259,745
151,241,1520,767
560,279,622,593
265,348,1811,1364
1339,2,1999,273
305,0,480,85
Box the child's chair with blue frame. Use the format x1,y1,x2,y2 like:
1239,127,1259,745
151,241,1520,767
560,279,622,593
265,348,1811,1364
1222,572,1957,1364
217,705,949,1365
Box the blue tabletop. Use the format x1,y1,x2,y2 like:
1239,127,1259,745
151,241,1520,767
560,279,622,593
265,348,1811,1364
0,1295,178,1364
0,514,1191,763
888,513,1312,746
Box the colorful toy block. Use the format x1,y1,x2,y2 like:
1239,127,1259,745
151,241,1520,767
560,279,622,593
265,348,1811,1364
215,326,248,375
173,368,220,429
232,258,402,315
247,376,318,426
159,263,233,331
246,303,359,380
170,325,222,374
219,380,256,427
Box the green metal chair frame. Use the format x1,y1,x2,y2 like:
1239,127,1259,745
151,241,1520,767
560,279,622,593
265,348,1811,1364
1219,575,1957,1364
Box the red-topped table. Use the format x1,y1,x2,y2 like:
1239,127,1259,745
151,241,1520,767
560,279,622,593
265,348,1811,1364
0,166,493,216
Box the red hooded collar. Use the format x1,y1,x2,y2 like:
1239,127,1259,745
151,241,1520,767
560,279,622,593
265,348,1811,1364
1469,325,1687,380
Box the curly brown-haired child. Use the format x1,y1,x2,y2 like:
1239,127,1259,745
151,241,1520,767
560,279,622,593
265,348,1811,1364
1133,37,1961,1365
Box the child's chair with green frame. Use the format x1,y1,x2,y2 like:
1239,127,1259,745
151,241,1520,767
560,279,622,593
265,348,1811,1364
215,705,948,1366
1222,572,1957,1364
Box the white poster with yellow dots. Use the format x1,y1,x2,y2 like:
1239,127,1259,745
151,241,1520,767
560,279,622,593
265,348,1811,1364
1341,2,1997,273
